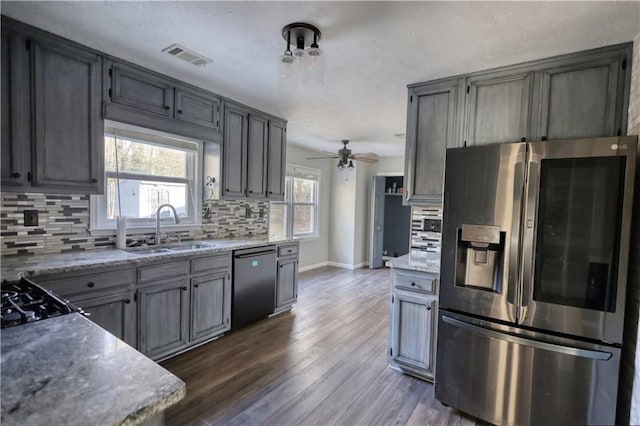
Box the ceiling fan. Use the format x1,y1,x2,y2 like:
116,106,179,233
307,140,379,169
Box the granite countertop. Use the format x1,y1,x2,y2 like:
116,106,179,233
1,237,297,281
386,253,441,274
0,313,185,426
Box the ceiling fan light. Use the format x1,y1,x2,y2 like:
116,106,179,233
348,160,354,169
278,52,297,90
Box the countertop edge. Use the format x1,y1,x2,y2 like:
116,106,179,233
120,384,186,426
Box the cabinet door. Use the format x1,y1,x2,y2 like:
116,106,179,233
405,78,462,205
1,29,27,188
138,280,189,359
31,37,103,193
110,62,174,118
222,104,248,198
190,271,230,342
390,291,435,373
71,290,136,348
266,120,286,201
246,114,268,198
533,49,629,140
175,87,221,130
464,71,533,145
276,257,298,310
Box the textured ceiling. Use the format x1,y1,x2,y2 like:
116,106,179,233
2,1,639,156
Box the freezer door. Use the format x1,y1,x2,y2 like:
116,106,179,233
435,312,620,426
440,142,525,323
520,136,636,343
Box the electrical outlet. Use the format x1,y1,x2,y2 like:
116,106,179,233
245,205,252,218
259,208,264,219
24,210,39,227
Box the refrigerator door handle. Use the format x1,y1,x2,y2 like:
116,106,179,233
519,151,540,322
441,315,612,360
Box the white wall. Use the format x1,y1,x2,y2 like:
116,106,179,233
285,144,332,270
329,164,357,266
353,162,371,266
372,156,405,176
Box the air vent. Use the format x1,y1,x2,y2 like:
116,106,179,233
162,43,212,67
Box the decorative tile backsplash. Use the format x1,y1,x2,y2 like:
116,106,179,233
0,193,269,257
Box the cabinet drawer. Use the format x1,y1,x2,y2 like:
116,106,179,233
137,260,188,284
190,253,230,275
394,270,438,294
39,267,134,297
278,244,298,258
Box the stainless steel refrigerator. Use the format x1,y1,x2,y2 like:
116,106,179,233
435,136,637,425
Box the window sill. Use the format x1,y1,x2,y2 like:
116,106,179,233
294,235,320,242
89,223,202,237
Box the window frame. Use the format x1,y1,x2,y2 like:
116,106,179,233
90,122,203,234
270,164,321,240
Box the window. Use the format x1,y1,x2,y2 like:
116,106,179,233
269,165,320,240
91,125,202,231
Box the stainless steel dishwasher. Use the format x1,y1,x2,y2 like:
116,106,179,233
232,246,277,329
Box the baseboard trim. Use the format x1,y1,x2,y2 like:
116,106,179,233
327,261,369,270
299,262,330,272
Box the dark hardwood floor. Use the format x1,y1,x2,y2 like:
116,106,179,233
161,266,478,426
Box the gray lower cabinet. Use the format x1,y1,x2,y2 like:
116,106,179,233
266,120,287,200
223,103,249,198
276,257,298,311
110,61,174,118
464,70,533,145
246,114,268,198
190,271,231,342
405,77,463,205
138,279,190,360
388,267,438,382
175,86,221,130
70,290,136,347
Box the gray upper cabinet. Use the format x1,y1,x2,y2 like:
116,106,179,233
405,77,463,205
1,27,27,188
223,104,249,198
190,271,230,342
175,86,221,130
138,279,190,360
390,290,436,375
31,35,103,193
110,62,174,118
267,120,287,201
71,290,136,347
246,114,268,198
464,71,533,145
532,46,631,140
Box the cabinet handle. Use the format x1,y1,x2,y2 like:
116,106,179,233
225,188,230,192
87,282,95,288
427,305,432,311
520,137,526,142
177,109,183,114
181,286,187,291
541,136,547,141
91,178,98,183
194,284,199,288
249,190,254,194
268,191,273,194
12,172,20,178
124,299,131,304
410,282,416,287
164,105,170,110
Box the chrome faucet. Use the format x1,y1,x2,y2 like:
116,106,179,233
155,203,180,245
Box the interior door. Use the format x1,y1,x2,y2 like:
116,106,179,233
440,142,525,323
369,176,386,268
519,136,637,344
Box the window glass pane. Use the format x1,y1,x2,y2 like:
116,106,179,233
106,177,189,220
105,136,188,178
293,205,315,235
293,178,315,203
269,204,287,239
533,157,625,312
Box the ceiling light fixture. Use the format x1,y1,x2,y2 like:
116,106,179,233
279,22,324,89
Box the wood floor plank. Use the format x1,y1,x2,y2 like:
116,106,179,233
161,266,477,426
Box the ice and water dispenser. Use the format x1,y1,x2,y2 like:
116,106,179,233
455,224,505,293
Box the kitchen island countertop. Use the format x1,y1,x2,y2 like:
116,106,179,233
0,313,185,426
386,253,441,274
1,237,297,281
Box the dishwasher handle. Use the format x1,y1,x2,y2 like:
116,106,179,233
234,249,276,259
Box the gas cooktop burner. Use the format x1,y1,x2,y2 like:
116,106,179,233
1,278,81,329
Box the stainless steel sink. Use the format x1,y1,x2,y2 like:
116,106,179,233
125,246,173,254
125,242,214,254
